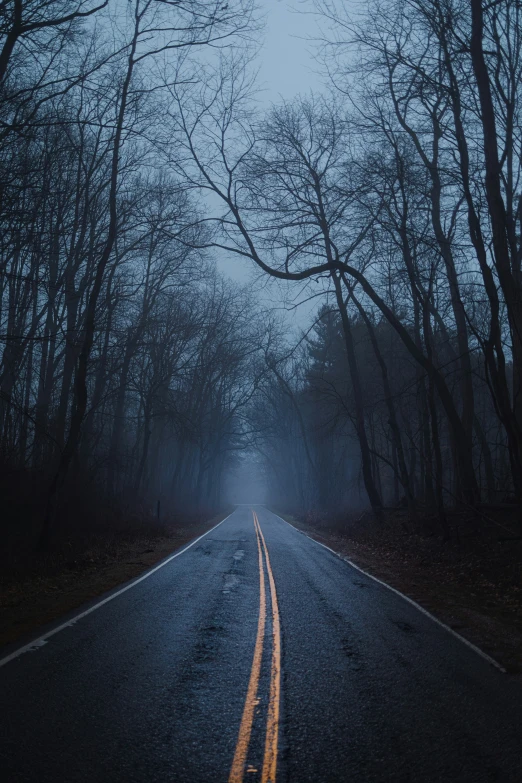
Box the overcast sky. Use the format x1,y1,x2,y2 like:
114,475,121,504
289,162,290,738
222,1,329,495
257,0,323,102
216,0,327,329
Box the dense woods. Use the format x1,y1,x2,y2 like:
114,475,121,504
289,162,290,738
1,0,522,551
0,0,260,549
172,0,522,535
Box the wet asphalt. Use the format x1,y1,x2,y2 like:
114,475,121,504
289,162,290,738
1,506,522,782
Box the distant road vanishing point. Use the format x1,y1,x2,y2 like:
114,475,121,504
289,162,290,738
1,506,522,782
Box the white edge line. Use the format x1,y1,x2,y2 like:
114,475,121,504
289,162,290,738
268,511,507,674
0,510,236,669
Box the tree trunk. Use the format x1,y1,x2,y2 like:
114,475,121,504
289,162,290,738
333,272,383,516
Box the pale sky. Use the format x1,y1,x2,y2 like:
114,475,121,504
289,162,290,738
257,0,323,102
217,0,325,329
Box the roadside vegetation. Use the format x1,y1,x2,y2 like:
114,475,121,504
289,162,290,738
1,0,522,656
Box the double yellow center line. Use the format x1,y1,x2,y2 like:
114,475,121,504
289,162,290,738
228,511,281,783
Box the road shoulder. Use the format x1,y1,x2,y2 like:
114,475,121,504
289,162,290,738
276,510,522,675
0,511,230,651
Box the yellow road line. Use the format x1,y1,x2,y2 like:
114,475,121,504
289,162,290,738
228,516,267,783
254,511,282,783
229,510,282,783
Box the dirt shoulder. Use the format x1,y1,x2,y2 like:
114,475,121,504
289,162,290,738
0,510,229,651
278,509,522,675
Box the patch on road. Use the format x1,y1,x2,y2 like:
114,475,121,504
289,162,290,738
393,620,416,633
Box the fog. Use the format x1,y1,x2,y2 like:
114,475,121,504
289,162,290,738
2,6,521,776
1,0,522,554
224,454,269,506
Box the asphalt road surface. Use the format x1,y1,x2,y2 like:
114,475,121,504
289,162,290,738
1,506,522,782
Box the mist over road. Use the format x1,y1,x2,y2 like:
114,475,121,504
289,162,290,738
1,507,521,782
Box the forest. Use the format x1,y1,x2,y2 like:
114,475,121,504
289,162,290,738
1,0,522,558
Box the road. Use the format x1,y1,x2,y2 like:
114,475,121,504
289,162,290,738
1,506,522,782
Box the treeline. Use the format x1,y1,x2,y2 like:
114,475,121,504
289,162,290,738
0,0,259,545
255,306,504,528
172,0,522,532
3,0,522,544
